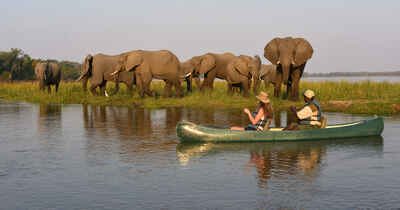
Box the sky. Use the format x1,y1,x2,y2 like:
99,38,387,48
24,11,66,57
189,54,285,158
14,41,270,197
1,0,399,73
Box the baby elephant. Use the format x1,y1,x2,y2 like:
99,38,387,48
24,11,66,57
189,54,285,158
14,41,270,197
35,62,61,93
258,64,277,89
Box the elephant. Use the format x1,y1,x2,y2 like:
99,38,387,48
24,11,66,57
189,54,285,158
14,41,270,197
179,60,201,92
189,52,237,91
225,55,262,97
256,64,277,90
34,62,61,93
76,53,136,96
264,37,313,101
111,50,182,98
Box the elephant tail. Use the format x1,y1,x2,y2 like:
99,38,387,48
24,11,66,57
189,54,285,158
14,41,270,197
76,73,88,82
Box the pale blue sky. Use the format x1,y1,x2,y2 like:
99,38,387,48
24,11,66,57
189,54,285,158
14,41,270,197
1,0,399,72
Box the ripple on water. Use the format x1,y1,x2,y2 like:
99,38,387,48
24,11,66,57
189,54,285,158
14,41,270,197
0,170,8,177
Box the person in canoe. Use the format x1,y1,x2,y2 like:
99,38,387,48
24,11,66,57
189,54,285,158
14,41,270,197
231,91,274,131
285,89,323,130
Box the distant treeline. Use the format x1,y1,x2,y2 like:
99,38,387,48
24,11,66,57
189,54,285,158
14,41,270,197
303,71,400,77
0,48,81,81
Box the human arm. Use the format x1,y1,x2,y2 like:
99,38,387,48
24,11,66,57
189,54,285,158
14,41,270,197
244,108,264,125
296,106,313,120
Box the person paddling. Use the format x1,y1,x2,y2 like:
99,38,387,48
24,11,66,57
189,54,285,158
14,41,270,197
231,91,274,131
285,89,322,130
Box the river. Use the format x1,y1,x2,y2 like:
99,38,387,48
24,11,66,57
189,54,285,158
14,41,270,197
0,101,399,209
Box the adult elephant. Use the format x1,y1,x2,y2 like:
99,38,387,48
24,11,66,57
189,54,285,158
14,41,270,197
76,54,136,96
256,64,277,90
264,37,313,101
190,53,237,91
35,62,61,93
179,60,201,92
225,55,261,97
111,50,182,98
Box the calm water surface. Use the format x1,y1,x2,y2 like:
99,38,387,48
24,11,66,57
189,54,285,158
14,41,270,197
0,101,399,209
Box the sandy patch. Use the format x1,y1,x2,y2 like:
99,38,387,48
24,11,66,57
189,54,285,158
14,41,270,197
326,100,353,108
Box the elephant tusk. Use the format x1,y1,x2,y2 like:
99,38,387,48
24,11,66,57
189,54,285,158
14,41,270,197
291,60,296,65
184,72,192,78
277,60,280,65
105,90,109,97
110,70,119,76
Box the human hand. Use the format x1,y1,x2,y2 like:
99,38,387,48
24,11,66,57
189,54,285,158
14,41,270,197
244,108,250,115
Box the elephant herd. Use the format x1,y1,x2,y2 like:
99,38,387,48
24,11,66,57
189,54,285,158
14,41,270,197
35,37,313,101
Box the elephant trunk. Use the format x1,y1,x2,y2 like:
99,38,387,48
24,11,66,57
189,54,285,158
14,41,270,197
253,74,260,94
281,63,290,85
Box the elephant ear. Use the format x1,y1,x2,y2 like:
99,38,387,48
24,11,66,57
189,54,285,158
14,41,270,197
293,38,313,66
125,53,143,71
233,56,250,77
264,38,281,65
199,54,216,75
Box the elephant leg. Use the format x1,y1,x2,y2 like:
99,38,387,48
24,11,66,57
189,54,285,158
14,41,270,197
141,73,154,97
163,81,172,98
39,81,44,91
47,85,51,94
193,76,201,90
208,77,216,90
186,77,191,92
111,81,120,95
99,82,107,96
201,71,216,91
136,75,145,98
89,83,99,95
127,83,133,95
55,83,59,93
174,80,183,97
227,83,233,95
242,80,249,97
264,80,270,90
286,83,292,100
82,77,88,91
274,73,282,98
200,76,208,91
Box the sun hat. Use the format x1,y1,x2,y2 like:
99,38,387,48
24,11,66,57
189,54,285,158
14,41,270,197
256,91,270,104
303,89,315,99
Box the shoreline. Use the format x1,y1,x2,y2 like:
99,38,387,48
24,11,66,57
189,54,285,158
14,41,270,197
0,81,399,115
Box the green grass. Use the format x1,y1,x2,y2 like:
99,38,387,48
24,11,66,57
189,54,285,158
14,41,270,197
0,80,399,115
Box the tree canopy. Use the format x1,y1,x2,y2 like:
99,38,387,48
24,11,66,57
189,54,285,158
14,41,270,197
0,48,81,81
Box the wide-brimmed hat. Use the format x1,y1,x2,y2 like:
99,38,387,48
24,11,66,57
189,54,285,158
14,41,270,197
256,91,270,104
303,89,315,99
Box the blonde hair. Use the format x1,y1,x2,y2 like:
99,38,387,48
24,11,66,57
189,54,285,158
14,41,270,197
259,101,274,119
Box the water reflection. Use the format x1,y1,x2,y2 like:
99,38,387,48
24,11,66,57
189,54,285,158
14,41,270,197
176,136,383,187
38,104,62,133
79,106,253,164
273,108,298,128
82,105,153,139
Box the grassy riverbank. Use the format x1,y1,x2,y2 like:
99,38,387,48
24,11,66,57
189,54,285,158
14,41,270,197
0,81,399,115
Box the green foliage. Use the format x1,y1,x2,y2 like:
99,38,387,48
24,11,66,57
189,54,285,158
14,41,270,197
0,48,81,81
59,61,81,80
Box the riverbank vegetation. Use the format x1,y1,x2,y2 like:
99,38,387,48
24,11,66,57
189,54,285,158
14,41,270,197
1,80,399,115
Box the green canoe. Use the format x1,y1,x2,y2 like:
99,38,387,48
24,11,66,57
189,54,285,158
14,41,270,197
176,116,384,143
